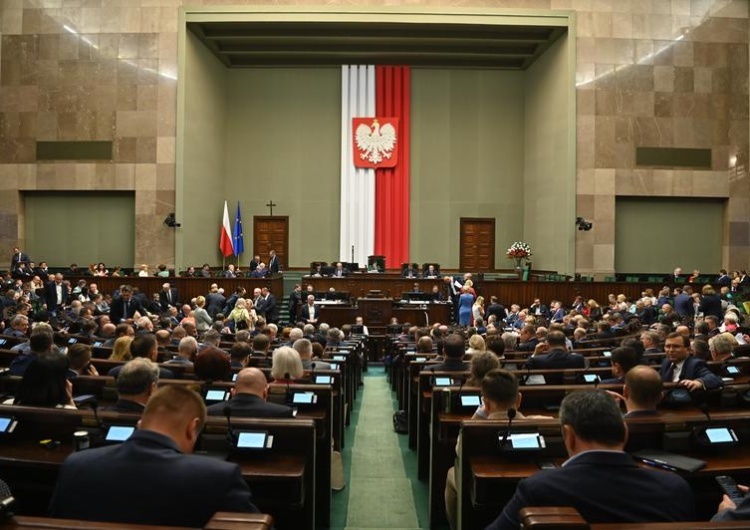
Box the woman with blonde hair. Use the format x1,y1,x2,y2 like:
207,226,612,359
466,334,486,355
270,346,304,383
109,336,133,362
193,296,213,333
472,296,485,325
227,298,256,331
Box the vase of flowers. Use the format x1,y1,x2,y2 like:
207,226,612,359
507,242,532,270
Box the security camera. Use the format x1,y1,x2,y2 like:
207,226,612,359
575,217,593,231
164,213,181,228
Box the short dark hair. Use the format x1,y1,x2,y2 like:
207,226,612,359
559,390,626,446
15,354,70,407
115,323,132,337
252,334,270,353
29,329,54,354
485,337,505,357
665,332,689,347
611,346,638,374
481,369,519,409
469,353,500,387
416,336,433,354
67,343,92,371
443,334,465,359
129,333,157,359
230,341,252,362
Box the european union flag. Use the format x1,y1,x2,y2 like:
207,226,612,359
233,202,244,256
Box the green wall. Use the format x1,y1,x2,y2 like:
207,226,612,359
615,197,724,273
224,68,342,266
410,69,525,268
25,192,135,268
180,30,229,268
522,34,573,274
180,37,572,270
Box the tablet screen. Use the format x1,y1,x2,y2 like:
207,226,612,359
205,389,227,402
460,395,481,407
706,427,735,444
315,376,333,385
510,433,542,449
106,425,135,442
237,431,267,449
292,392,315,404
434,377,451,386
0,417,12,433
583,374,599,383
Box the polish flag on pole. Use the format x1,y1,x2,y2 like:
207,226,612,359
219,200,234,257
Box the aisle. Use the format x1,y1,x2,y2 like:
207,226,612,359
338,367,422,530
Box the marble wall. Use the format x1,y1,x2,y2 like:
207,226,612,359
0,0,747,274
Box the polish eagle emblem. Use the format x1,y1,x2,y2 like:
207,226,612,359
352,117,399,168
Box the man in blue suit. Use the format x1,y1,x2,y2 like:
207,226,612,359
659,332,723,391
49,385,258,527
486,390,694,529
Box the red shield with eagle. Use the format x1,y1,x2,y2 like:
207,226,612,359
352,117,399,169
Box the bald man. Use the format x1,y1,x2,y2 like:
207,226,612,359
207,367,294,418
50,386,258,527
607,365,663,418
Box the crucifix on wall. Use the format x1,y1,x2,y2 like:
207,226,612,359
266,200,277,216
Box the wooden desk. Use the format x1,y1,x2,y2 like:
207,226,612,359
0,406,315,530
62,276,284,311
2,512,274,530
456,412,750,530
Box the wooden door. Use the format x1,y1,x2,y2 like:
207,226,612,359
459,218,495,271
253,216,289,269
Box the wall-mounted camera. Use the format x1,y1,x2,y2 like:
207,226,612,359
575,217,593,231
164,213,181,228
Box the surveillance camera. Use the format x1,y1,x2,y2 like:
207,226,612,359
575,217,593,231
164,213,181,228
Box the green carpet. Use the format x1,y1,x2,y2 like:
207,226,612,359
331,367,424,530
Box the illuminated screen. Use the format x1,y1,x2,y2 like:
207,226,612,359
106,426,135,442
706,428,734,444
237,431,267,449
510,434,541,449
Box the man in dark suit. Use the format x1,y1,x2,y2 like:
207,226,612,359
485,296,507,323
106,358,159,413
487,390,694,529
526,331,585,370
158,282,179,312
599,346,639,385
110,285,145,324
268,250,280,274
288,284,303,321
10,246,29,273
717,269,732,285
659,332,723,391
107,333,174,380
549,300,565,324
49,385,258,527
44,273,69,314
208,367,293,418
300,294,318,324
260,287,277,324
673,286,693,318
515,325,539,353
248,255,261,272
528,298,549,320
332,262,349,278
423,333,468,372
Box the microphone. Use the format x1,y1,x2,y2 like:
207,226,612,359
284,372,292,404
223,404,236,444
0,479,16,520
456,376,466,409
499,408,517,449
700,403,711,423
89,399,105,434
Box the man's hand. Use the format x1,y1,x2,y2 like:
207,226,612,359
680,379,704,392
605,390,625,407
